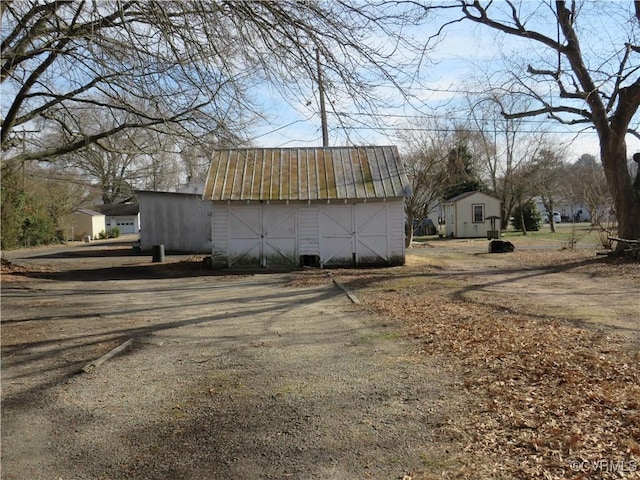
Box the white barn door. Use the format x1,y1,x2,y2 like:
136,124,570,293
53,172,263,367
228,205,297,268
355,203,389,264
319,204,390,266
262,205,297,267
229,206,262,267
319,205,354,266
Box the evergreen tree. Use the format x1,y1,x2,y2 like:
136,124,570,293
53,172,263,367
442,144,485,200
511,200,542,232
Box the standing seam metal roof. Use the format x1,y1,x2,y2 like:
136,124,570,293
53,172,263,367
202,146,411,201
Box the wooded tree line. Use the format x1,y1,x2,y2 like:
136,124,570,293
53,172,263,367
2,1,639,249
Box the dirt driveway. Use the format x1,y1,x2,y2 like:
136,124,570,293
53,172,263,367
1,241,450,480
2,238,638,479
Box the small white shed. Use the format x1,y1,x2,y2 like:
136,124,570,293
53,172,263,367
137,190,212,253
443,191,502,239
202,146,411,269
68,209,106,241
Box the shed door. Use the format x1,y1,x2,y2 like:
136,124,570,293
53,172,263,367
262,205,297,267
319,205,354,266
355,203,388,264
229,206,262,267
319,204,390,266
228,205,297,267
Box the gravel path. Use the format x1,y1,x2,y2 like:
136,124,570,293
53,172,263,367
2,252,452,480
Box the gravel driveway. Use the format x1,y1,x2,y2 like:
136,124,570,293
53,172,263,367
2,242,450,479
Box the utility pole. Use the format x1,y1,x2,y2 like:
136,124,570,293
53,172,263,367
316,48,329,147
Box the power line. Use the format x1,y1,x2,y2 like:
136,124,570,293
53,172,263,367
331,111,571,124
328,125,596,135
248,115,315,142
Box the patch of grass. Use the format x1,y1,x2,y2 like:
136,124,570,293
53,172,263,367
414,224,603,248
274,381,315,398
205,370,248,394
412,235,446,243
502,223,600,245
420,452,455,470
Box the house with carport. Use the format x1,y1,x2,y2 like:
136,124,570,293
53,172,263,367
94,202,140,235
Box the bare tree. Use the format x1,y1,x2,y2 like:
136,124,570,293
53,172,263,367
56,109,151,204
529,148,566,233
402,153,448,245
399,117,464,245
423,1,640,241
179,140,217,187
567,154,614,227
467,94,549,229
1,1,423,165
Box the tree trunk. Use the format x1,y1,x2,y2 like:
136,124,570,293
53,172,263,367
405,213,414,248
601,139,640,242
544,199,556,233
520,207,527,236
503,204,514,231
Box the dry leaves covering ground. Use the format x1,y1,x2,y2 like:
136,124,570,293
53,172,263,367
315,251,640,479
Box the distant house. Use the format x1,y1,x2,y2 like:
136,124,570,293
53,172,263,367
533,197,593,223
443,191,502,239
68,209,106,241
202,146,412,268
94,203,140,234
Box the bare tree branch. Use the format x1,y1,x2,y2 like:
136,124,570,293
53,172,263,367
2,1,424,163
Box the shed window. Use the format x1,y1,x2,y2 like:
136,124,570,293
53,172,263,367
472,204,485,223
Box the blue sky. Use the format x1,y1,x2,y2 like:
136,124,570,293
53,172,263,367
246,2,640,163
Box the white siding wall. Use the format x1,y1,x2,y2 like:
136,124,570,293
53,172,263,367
298,205,319,256
387,200,406,261
211,206,229,268
139,192,212,253
90,215,106,239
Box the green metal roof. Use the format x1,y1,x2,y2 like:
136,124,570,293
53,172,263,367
202,146,411,201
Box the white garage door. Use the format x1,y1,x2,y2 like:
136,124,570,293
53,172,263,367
228,205,297,268
115,218,136,234
319,204,389,266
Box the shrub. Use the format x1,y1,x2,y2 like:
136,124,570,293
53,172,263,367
108,227,121,238
1,185,26,249
511,201,542,232
20,214,61,246
98,230,108,240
